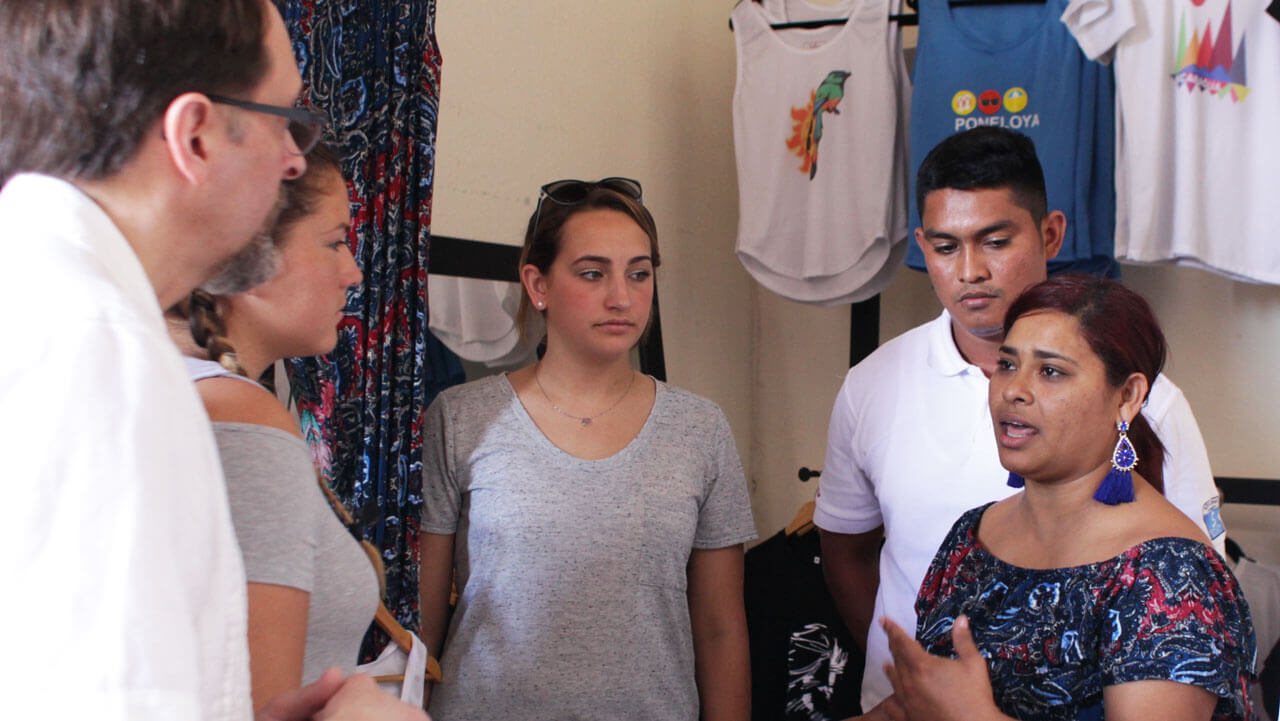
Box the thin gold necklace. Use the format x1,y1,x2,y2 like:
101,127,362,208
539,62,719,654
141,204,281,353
534,365,636,428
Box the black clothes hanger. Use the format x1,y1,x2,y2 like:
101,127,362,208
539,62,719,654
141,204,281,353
729,0,919,30
948,0,1046,5
1224,537,1246,564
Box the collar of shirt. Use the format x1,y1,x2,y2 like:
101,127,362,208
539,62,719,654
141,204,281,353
926,309,986,379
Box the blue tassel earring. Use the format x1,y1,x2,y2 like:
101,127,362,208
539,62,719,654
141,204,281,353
1094,420,1138,505
1007,471,1025,488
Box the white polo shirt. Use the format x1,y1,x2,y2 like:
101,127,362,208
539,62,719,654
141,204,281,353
0,174,252,720
815,310,1223,710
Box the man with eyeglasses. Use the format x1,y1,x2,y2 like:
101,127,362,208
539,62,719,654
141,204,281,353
0,2,424,720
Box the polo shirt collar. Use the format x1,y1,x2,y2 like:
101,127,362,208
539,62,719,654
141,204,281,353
926,309,982,378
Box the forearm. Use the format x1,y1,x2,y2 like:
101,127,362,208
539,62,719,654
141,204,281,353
688,546,750,721
418,532,455,704
245,583,310,713
693,619,751,721
417,533,454,653
834,565,879,651
820,527,882,651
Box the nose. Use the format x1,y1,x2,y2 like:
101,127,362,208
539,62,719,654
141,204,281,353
958,243,989,284
999,366,1031,405
605,273,632,310
340,245,363,288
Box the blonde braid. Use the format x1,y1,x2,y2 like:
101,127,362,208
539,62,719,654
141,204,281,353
183,289,247,377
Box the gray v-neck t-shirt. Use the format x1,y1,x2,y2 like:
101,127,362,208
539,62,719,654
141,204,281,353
422,374,757,720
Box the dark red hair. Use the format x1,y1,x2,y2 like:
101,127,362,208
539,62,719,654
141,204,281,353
1003,274,1168,492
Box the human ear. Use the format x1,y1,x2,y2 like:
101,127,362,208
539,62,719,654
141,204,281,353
1040,210,1066,262
520,264,548,309
162,92,215,186
1116,371,1149,425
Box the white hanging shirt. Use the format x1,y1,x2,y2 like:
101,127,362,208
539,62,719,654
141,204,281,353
427,275,539,367
731,0,910,306
1063,0,1280,284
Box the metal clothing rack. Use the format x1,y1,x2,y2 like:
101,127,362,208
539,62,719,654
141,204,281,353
730,0,918,30
428,235,667,381
730,0,1050,32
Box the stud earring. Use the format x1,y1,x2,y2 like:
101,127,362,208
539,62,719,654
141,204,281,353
1094,420,1138,504
536,301,545,309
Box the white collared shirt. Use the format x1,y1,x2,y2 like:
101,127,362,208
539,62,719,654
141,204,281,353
816,309,1223,710
0,174,251,720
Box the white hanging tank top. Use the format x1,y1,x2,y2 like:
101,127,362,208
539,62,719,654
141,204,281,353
731,0,910,306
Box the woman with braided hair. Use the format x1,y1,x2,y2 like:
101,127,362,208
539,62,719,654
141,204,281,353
170,142,371,713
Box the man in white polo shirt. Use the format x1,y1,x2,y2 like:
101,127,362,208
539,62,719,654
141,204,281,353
815,127,1224,715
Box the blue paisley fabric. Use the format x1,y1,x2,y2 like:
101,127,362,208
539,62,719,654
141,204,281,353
915,503,1255,721
274,0,445,656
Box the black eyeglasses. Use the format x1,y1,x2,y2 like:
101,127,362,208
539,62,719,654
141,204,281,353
207,94,327,155
532,177,643,232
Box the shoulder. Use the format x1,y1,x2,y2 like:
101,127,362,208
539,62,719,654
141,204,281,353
655,381,723,418
828,319,939,427
1100,536,1256,718
653,381,734,438
432,373,512,412
1137,486,1212,542
424,375,523,451
196,377,301,438
1107,535,1254,646
946,503,992,548
211,421,317,505
917,505,991,610
839,318,939,394
855,318,937,373
1110,530,1238,598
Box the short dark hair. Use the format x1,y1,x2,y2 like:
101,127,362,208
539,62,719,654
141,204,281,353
1004,274,1168,492
915,127,1048,224
0,0,271,186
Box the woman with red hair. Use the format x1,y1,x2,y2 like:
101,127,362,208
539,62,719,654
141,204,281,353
878,275,1255,721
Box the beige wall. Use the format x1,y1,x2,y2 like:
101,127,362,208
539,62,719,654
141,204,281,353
430,2,1280,547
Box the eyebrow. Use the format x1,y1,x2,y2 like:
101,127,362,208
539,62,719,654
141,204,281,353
570,254,653,265
923,219,1016,241
998,345,1079,365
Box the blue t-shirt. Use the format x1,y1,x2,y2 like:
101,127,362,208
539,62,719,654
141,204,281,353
907,0,1117,277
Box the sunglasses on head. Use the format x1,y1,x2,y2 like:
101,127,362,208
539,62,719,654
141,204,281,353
207,94,327,156
531,177,643,232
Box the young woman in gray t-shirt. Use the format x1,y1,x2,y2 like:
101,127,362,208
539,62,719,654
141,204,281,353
419,178,757,721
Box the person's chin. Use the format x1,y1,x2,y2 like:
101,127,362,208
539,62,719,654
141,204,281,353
967,324,1004,340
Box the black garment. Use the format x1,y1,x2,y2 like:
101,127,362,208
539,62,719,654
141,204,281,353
745,530,863,721
1260,640,1280,721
